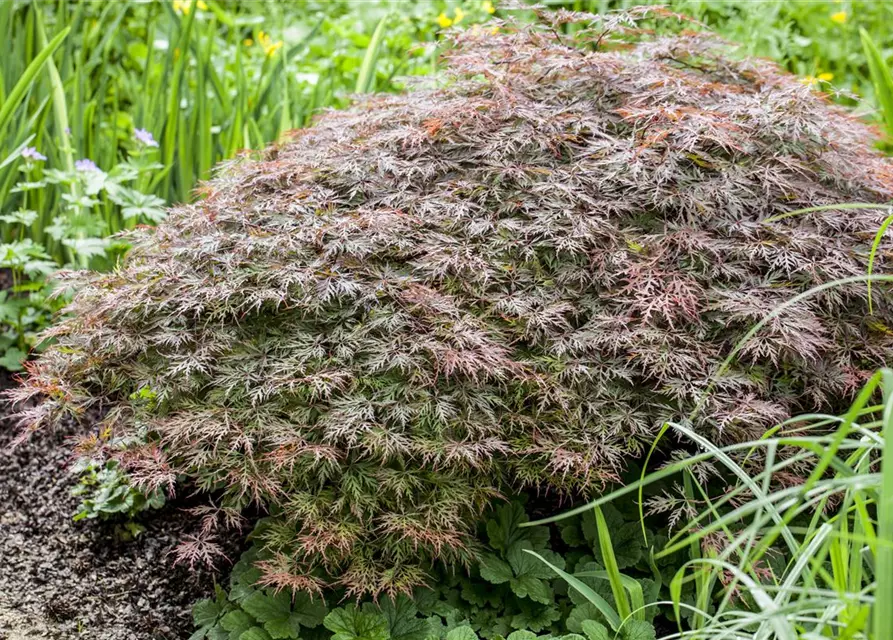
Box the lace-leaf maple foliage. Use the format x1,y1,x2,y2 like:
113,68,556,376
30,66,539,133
10,8,893,597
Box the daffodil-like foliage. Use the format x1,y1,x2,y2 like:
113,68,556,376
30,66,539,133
11,7,893,597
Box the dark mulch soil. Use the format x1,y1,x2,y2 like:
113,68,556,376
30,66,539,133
0,374,241,639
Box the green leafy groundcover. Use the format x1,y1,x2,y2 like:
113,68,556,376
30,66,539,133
191,497,741,640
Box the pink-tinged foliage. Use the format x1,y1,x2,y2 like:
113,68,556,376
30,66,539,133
8,8,893,596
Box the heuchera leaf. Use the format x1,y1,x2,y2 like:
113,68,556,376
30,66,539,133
445,626,479,640
620,620,656,640
291,592,328,629
221,610,256,636
478,555,513,585
230,549,263,603
324,604,390,640
380,595,428,640
509,602,561,633
486,503,550,552
506,543,564,604
461,577,503,608
241,591,291,626
580,506,643,570
193,596,227,629
580,620,610,640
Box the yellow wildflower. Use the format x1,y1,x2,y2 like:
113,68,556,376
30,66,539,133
490,25,499,35
257,30,284,57
437,12,453,28
483,0,496,14
243,38,254,47
800,72,833,87
454,7,465,23
830,11,847,24
173,0,206,14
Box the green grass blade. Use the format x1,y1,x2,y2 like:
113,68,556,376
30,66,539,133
592,505,632,621
0,25,70,138
861,28,893,138
873,368,893,638
523,549,622,631
35,8,73,173
867,212,893,314
355,14,389,94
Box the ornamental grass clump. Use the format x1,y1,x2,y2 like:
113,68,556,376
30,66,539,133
10,7,893,597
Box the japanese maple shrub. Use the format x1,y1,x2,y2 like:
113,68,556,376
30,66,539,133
11,8,893,597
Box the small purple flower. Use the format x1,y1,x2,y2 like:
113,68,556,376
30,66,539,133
21,146,47,162
133,128,159,148
75,158,99,172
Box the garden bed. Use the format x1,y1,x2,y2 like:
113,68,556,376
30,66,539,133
0,374,238,640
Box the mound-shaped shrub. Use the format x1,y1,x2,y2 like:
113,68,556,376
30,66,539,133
11,8,893,596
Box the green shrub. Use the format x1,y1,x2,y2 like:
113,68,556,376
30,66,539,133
10,9,893,596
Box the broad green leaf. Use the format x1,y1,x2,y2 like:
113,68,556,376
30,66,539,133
193,594,229,629
221,610,256,636
580,620,609,640
486,503,549,552
291,592,327,629
510,575,552,604
380,595,427,640
324,605,389,640
619,620,655,640
478,554,513,584
445,627,478,640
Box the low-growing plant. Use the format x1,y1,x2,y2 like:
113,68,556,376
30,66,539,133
192,501,671,640
71,456,166,539
0,134,166,369
11,7,893,597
